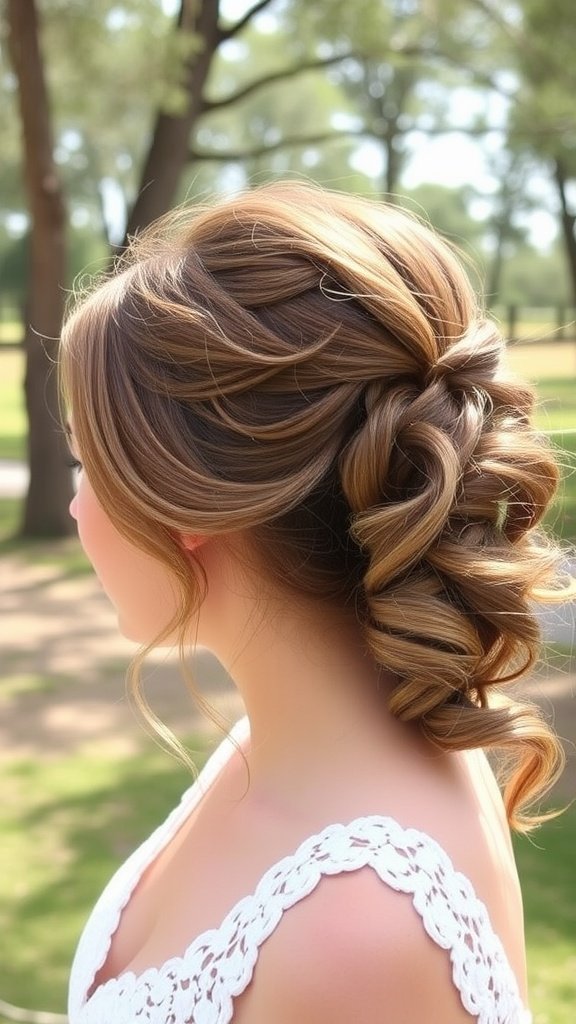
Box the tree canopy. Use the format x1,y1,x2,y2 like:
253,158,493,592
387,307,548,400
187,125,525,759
2,0,575,536
2,0,575,296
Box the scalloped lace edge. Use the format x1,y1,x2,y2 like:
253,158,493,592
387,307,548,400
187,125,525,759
73,814,531,1024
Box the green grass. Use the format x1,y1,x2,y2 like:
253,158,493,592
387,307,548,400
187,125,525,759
0,320,23,345
538,640,576,678
0,496,90,575
0,673,66,701
0,349,26,460
536,378,576,431
535,379,576,543
515,807,576,1024
0,497,20,539
0,741,209,1017
1,533,91,574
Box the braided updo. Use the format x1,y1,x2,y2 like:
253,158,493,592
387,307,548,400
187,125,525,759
60,182,570,830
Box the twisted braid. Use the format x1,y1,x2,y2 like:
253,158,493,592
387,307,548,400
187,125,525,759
340,318,564,825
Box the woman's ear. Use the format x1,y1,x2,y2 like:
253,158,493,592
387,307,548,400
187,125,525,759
178,533,208,553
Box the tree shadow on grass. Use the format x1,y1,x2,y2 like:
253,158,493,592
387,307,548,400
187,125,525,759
0,535,91,576
0,646,241,760
1,743,210,1012
1,546,242,758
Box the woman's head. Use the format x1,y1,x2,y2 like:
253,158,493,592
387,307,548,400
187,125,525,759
60,181,566,827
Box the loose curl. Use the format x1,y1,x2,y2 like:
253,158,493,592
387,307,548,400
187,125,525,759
60,181,572,831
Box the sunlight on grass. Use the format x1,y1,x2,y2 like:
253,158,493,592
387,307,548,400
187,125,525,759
515,807,576,1024
0,674,65,701
15,539,91,575
0,497,19,539
0,741,210,1014
0,497,91,575
529,379,576,544
507,342,576,381
0,349,25,461
0,322,22,344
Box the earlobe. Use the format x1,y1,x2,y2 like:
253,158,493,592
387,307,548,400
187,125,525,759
178,533,207,553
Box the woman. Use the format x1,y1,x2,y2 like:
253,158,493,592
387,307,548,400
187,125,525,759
60,182,568,1024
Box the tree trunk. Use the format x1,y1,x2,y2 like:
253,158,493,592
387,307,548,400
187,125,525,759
486,210,513,303
383,127,403,197
373,66,415,197
121,0,221,247
7,0,74,537
486,228,505,304
554,158,576,309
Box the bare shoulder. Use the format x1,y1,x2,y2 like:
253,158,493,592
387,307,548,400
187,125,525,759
233,866,474,1024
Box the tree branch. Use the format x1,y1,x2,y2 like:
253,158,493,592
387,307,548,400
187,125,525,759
465,0,523,43
190,117,576,167
203,38,512,120
190,128,368,163
219,0,277,42
201,52,353,113
399,42,515,98
410,121,573,138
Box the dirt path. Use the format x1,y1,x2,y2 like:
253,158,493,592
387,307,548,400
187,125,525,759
1,550,574,797
0,550,244,760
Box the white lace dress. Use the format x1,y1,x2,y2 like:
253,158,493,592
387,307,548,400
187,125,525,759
68,718,532,1024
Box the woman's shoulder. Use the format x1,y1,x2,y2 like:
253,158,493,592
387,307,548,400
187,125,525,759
230,834,502,1024
226,743,527,1024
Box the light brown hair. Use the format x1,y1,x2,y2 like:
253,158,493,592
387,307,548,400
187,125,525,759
60,181,572,830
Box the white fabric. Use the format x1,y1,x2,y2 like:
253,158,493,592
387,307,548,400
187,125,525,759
68,718,532,1024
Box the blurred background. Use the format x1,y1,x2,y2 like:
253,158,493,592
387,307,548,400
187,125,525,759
0,0,575,1021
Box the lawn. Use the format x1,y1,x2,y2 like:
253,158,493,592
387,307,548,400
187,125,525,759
0,350,26,461
0,496,90,573
515,807,576,1024
0,497,20,540
533,377,576,543
0,321,22,345
0,742,205,1019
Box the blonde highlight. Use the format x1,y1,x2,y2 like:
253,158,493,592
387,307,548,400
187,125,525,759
60,181,573,831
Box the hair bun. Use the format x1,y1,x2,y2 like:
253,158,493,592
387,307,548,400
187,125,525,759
430,319,503,388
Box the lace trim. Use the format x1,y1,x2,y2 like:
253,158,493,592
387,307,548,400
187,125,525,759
68,719,250,1022
73,815,530,1024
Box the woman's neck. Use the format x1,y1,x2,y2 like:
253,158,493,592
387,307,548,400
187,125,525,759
195,540,411,797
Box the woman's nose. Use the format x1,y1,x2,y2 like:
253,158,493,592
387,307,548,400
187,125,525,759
69,494,78,520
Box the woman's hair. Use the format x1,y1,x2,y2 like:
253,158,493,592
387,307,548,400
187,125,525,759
60,181,571,831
